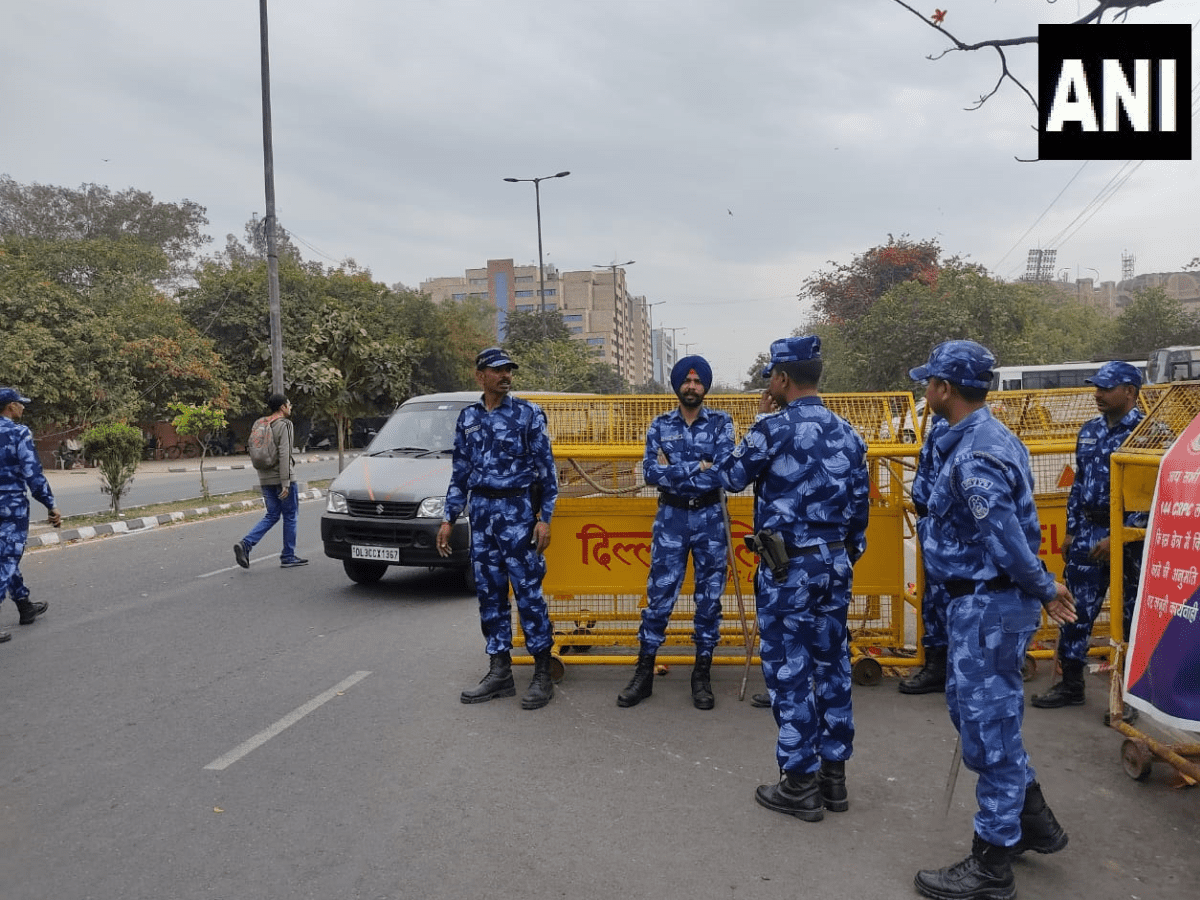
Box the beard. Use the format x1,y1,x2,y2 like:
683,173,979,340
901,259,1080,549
679,390,704,409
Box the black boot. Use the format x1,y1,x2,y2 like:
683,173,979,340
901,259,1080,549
1014,781,1068,855
460,651,516,704
1031,657,1085,708
914,833,1015,900
617,648,656,708
750,692,771,708
755,770,824,822
819,760,849,812
899,646,947,694
520,649,555,710
15,598,48,626
691,651,715,710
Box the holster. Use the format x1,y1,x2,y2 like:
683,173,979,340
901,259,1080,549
744,528,790,582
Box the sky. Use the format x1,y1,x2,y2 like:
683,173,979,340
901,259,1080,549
3,0,1198,387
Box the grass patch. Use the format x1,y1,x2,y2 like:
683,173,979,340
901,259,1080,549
57,479,333,529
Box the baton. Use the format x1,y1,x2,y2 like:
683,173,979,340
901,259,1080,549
943,732,962,817
719,491,755,700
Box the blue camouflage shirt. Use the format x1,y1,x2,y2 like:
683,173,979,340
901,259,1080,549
643,405,735,497
912,415,948,516
715,396,869,560
1066,406,1146,535
0,416,55,515
917,406,1056,602
444,394,558,524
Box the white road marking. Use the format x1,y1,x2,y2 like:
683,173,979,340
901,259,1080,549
204,670,371,770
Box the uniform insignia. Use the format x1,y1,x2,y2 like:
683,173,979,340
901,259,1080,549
968,494,990,519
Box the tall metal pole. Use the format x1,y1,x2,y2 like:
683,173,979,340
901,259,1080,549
504,172,569,337
260,0,284,395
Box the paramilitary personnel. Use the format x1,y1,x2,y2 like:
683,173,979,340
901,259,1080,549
714,335,870,822
437,347,559,710
909,340,1076,900
0,387,60,642
618,355,736,710
1033,359,1146,714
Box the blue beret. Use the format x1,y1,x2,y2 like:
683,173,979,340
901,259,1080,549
670,355,712,394
0,387,32,406
909,340,996,390
475,347,519,370
1086,361,1142,389
761,335,821,378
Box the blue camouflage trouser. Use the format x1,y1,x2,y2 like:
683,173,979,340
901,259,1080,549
920,580,950,650
640,502,727,653
1062,523,1145,660
468,494,554,656
946,589,1040,848
0,507,32,605
755,546,854,776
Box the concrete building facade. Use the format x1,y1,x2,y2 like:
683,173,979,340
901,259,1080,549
420,259,664,386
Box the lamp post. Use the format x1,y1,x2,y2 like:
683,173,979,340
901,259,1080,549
504,171,570,319
662,326,686,376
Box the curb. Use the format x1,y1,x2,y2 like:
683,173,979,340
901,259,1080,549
29,488,325,549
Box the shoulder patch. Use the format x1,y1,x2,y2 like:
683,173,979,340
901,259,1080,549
968,494,990,519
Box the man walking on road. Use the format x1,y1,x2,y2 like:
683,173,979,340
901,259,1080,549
234,393,308,569
618,355,735,710
1,387,61,641
437,347,559,710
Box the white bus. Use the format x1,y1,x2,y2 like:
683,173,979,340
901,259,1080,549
990,361,1147,391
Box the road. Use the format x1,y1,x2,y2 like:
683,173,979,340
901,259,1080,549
1,507,1197,900
45,454,349,517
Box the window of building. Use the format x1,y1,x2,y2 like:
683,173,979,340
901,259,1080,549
515,275,534,283
540,289,557,297
515,290,534,298
563,314,583,322
515,304,535,312
452,293,466,301
569,326,583,334
586,337,605,346
468,278,487,286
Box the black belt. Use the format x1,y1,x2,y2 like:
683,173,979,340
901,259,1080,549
659,489,721,510
1082,508,1110,525
943,575,1013,598
473,485,527,499
785,541,845,558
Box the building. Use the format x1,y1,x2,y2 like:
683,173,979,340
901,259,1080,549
420,259,669,386
1046,270,1200,314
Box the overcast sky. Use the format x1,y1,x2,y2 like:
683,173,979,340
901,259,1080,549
3,1,1198,385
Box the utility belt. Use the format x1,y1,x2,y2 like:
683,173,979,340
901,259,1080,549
658,489,722,510
473,485,528,500
743,528,844,582
942,574,1013,598
1081,507,1110,525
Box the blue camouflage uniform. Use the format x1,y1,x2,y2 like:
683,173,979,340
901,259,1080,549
1,413,56,607
1062,401,1145,660
912,415,950,652
911,342,1059,850
641,403,736,653
716,342,869,778
444,392,558,656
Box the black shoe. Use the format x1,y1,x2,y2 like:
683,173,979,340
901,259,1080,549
1014,781,1068,855
755,771,824,822
1031,658,1085,708
280,557,309,568
617,649,656,708
915,834,1015,900
461,652,516,704
750,692,771,708
0,629,11,643
691,652,715,710
233,542,250,568
521,650,555,710
16,599,48,625
819,760,849,812
899,647,947,695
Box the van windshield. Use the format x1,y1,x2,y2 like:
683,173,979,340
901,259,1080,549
366,401,470,455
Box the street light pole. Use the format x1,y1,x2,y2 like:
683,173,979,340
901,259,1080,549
504,171,570,321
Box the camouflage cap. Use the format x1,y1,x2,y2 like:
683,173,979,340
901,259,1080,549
761,335,821,378
475,347,519,370
909,340,996,390
1086,360,1142,389
0,387,32,406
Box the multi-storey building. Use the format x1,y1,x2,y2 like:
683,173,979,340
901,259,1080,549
420,259,666,386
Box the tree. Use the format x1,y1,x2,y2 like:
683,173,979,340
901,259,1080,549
801,235,941,324
0,175,210,287
286,308,414,471
504,308,573,346
80,422,144,516
1111,287,1200,358
170,402,229,500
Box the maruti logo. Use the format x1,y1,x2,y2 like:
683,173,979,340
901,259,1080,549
1038,24,1190,161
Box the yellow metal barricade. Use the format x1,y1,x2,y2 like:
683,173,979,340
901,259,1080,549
509,393,920,686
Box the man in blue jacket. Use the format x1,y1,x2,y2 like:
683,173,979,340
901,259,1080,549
618,355,735,710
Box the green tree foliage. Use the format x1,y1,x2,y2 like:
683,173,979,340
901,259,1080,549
502,309,625,393
80,422,144,515
169,401,229,499
1110,287,1200,358
392,293,495,395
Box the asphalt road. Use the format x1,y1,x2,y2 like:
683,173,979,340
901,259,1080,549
2,506,1197,900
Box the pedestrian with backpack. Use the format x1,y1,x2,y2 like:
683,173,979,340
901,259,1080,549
234,393,308,569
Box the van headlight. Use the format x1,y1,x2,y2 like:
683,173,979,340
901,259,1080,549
417,496,446,519
327,491,348,514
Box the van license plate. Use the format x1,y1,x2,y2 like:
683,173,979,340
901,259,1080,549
352,545,400,562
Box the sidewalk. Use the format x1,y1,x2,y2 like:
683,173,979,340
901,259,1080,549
29,452,348,549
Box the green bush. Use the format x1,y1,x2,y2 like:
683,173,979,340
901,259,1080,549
81,423,144,515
